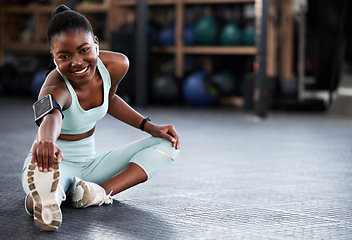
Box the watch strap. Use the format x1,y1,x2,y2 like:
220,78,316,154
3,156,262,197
139,117,151,131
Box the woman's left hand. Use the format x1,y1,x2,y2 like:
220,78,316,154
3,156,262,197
146,123,180,150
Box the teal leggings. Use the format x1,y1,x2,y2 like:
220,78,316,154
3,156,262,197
22,135,179,200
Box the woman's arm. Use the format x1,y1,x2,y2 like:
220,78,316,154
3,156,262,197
31,71,69,172
33,109,63,172
108,93,180,149
101,51,180,149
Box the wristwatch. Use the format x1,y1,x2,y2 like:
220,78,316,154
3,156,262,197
139,116,151,131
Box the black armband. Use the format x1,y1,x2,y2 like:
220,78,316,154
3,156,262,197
33,94,63,126
139,116,151,131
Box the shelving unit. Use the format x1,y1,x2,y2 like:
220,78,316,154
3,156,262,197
0,0,258,106
113,0,254,5
152,46,256,55
1,4,53,54
177,0,256,78
112,0,257,78
1,0,256,71
0,1,111,61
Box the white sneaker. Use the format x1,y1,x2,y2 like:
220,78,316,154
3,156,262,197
27,160,66,231
70,177,113,208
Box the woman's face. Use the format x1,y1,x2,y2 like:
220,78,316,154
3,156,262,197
50,29,99,85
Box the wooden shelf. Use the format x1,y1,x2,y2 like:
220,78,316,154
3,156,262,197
184,46,256,55
3,42,50,52
151,46,177,54
152,46,257,55
184,0,255,4
3,4,56,14
76,3,109,13
3,41,110,52
1,0,259,106
4,3,110,14
113,0,254,6
1,2,110,56
112,0,176,7
145,0,256,78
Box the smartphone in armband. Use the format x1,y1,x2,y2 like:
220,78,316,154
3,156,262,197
33,94,63,126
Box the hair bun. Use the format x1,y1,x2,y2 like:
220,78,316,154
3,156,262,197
52,5,71,17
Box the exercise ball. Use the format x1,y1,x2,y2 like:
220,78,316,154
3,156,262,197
148,25,160,45
242,25,255,45
211,71,238,96
17,55,39,94
159,27,175,46
195,16,217,45
1,60,17,93
31,70,45,95
160,60,175,76
183,71,217,106
152,75,179,104
220,21,241,46
183,24,196,46
281,77,298,97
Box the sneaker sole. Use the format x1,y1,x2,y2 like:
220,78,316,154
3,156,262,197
27,160,62,231
70,177,93,208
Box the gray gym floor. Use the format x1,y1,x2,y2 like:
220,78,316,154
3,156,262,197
1,96,352,239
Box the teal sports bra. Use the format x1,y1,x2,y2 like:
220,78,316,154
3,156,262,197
56,57,111,135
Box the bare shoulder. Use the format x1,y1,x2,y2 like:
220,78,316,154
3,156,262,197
38,70,70,109
99,51,130,85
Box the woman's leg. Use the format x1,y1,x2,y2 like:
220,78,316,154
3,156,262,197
25,194,34,215
83,137,179,196
100,162,147,195
22,152,81,215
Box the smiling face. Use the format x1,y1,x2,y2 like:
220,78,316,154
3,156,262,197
51,29,99,86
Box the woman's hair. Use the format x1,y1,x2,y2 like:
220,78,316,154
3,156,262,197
46,5,94,46
46,5,94,76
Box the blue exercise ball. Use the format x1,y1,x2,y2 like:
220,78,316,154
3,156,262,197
183,71,217,106
31,70,45,95
183,24,195,46
159,27,175,46
148,25,160,45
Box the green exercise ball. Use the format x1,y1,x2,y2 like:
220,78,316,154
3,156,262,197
211,71,238,96
195,16,217,45
220,21,241,46
242,25,256,45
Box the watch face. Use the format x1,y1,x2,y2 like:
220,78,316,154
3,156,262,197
33,95,53,121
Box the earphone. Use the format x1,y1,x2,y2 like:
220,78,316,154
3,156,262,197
96,44,99,56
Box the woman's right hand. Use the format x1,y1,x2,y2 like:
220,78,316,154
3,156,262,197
32,140,63,172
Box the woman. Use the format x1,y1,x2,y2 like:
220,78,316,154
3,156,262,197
22,5,180,231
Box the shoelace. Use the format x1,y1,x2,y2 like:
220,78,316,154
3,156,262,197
99,190,113,206
56,183,67,201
